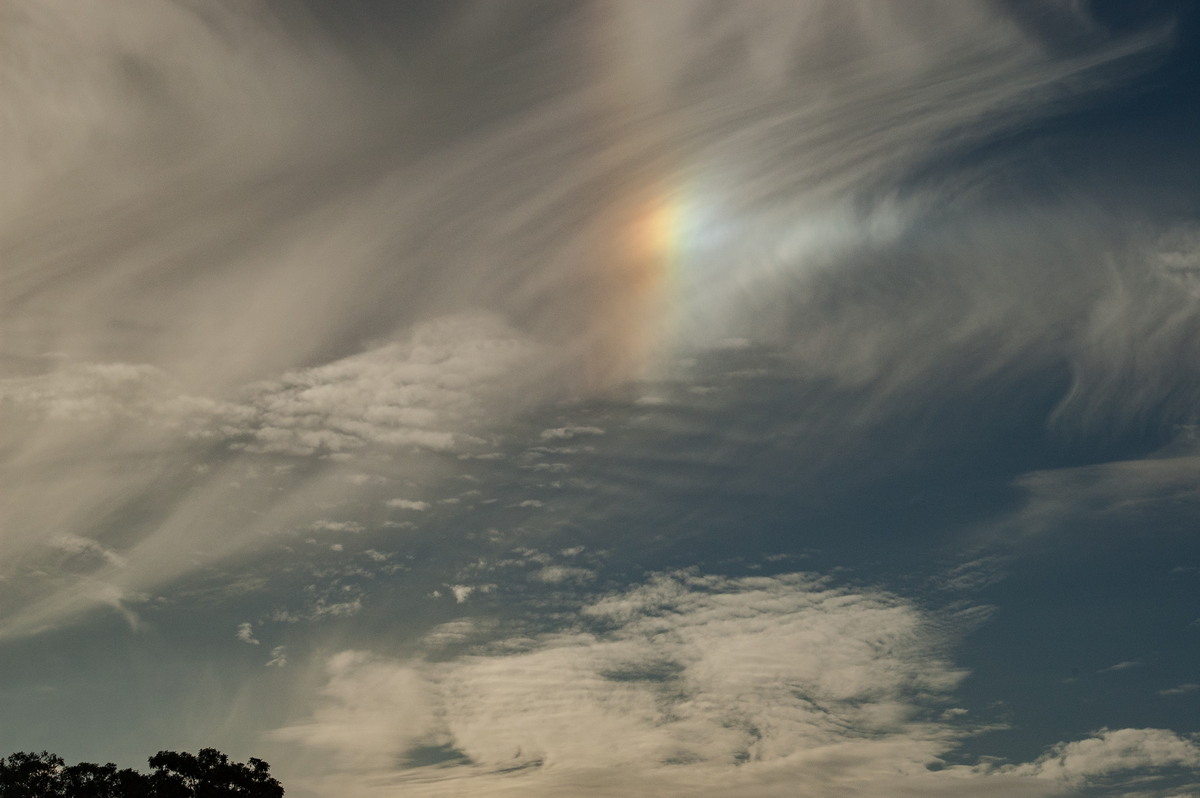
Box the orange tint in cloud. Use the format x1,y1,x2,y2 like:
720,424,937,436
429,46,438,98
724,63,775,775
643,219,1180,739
573,184,683,391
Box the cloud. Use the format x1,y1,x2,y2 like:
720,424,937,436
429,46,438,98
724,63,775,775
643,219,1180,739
527,566,594,584
311,521,365,534
0,314,552,640
271,651,437,770
387,500,430,512
226,316,545,457
272,571,988,796
275,563,1200,797
991,453,1200,546
2,3,1197,796
1159,684,1200,697
0,0,1180,648
538,427,605,441
1099,660,1144,674
0,363,213,428
236,622,260,645
996,728,1200,785
49,535,127,571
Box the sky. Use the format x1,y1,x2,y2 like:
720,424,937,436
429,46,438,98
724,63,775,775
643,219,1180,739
2,1,1200,796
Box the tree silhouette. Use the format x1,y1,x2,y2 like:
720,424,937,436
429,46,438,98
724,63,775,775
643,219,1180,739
0,749,283,798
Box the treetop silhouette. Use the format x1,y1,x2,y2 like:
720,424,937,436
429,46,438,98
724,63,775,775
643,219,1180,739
0,748,284,797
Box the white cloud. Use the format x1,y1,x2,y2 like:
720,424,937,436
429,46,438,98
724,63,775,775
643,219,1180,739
272,651,437,770
538,426,605,441
274,567,1200,797
311,521,365,534
0,363,202,426
993,454,1200,546
997,728,1200,785
1099,660,1144,673
227,316,544,457
236,622,260,645
266,646,288,668
528,565,594,584
387,499,430,512
309,599,363,620
1159,684,1200,697
50,534,127,570
273,571,990,796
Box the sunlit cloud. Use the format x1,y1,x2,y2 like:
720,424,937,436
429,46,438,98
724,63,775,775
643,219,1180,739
2,1,1198,796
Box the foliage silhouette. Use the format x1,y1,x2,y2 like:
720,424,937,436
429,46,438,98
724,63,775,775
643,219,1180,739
0,749,283,797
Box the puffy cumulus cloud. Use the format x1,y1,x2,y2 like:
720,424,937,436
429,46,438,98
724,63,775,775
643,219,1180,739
993,728,1200,788
271,571,1047,797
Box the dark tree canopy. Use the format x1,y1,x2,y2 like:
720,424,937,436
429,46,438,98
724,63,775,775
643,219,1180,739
0,749,283,798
